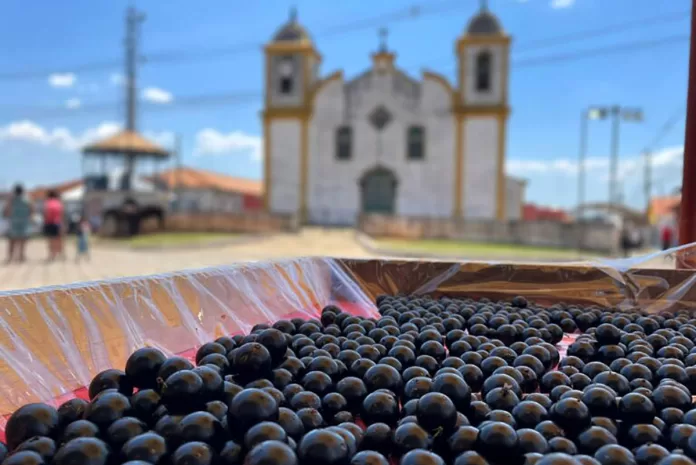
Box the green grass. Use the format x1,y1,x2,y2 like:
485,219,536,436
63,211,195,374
376,238,593,260
120,232,239,248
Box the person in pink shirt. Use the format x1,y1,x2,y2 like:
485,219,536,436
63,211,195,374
43,190,64,262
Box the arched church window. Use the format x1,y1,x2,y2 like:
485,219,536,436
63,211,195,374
336,126,352,160
278,56,294,94
407,126,425,160
476,50,492,92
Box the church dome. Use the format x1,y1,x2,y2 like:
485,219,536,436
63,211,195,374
465,10,503,35
271,9,313,43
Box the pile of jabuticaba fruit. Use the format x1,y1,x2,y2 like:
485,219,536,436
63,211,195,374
4,294,696,465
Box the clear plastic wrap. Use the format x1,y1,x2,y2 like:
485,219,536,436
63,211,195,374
0,246,691,430
0,258,377,424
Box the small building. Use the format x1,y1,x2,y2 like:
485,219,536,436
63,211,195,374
153,166,263,214
523,204,570,222
649,195,680,227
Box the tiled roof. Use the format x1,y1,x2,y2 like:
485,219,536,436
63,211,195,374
30,180,83,200
83,130,170,157
153,166,263,196
650,195,680,220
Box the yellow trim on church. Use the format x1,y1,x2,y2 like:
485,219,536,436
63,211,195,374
453,28,511,221
299,118,310,222
457,35,511,53
263,117,271,210
496,112,508,221
263,39,317,215
454,115,464,217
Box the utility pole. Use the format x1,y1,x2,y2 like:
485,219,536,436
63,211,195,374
123,7,145,185
643,150,652,218
125,7,145,132
609,105,621,206
577,109,589,251
175,134,182,197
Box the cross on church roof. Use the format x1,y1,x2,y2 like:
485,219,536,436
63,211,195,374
289,6,298,23
480,0,489,11
378,28,388,52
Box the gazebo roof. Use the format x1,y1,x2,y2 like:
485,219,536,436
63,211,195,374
82,130,170,158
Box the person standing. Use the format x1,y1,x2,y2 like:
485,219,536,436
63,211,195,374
43,190,64,262
2,184,33,263
661,223,674,251
620,222,634,258
75,215,91,262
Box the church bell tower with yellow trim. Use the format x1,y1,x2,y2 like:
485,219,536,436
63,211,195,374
453,0,511,221
263,8,320,221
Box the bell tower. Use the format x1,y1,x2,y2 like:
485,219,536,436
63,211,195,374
263,8,321,221
453,0,511,221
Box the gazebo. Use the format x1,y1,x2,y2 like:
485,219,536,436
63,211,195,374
81,130,172,236
83,129,170,180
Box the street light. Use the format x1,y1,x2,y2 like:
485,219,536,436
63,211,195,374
578,106,609,216
579,106,643,208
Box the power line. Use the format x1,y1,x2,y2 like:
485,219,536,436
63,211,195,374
2,5,691,81
416,10,691,69
514,11,690,54
0,0,470,81
0,92,262,121
1,33,690,121
512,35,689,69
0,61,120,81
147,1,471,65
644,106,685,152
641,106,685,209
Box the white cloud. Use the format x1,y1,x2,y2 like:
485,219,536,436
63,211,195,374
65,98,81,110
194,129,263,161
0,120,121,151
0,120,176,155
48,73,76,88
144,131,176,149
142,87,173,104
507,146,683,177
110,73,125,86
551,0,575,8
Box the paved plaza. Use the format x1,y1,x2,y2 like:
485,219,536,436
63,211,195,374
0,229,376,293
0,228,675,293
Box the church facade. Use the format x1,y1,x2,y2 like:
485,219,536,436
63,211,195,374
262,5,525,226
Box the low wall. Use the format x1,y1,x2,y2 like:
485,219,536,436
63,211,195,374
359,214,618,254
165,212,298,234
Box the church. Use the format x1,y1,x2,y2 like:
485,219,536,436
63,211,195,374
262,3,526,226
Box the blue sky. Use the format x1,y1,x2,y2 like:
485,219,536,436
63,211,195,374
0,0,690,210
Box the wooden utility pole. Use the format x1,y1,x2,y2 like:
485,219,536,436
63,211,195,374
125,7,145,132
124,7,145,181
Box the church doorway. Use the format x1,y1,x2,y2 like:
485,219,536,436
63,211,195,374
360,166,397,214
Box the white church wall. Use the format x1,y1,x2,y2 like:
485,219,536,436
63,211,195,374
462,117,498,219
307,78,356,225
462,44,504,106
307,68,455,225
269,119,302,214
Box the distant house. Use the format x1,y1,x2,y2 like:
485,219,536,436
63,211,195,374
522,204,570,222
649,195,680,226
2,167,263,232
151,166,264,214
30,180,84,204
